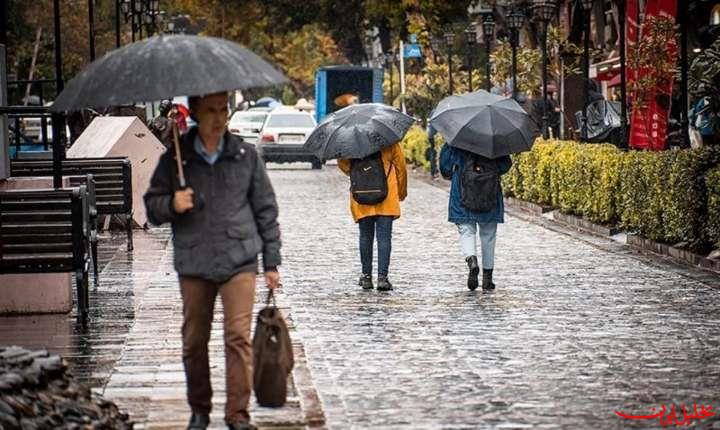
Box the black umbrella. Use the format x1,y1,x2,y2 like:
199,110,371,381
50,34,288,112
49,34,287,189
304,103,415,160
429,90,538,158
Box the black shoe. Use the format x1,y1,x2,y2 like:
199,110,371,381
187,414,210,430
227,422,257,430
466,256,479,291
482,268,495,290
377,276,393,291
359,274,373,290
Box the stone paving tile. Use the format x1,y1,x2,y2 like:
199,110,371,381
100,233,311,429
269,165,720,430
0,229,168,388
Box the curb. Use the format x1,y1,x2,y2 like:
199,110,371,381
413,169,720,276
626,234,720,274
503,196,553,216
551,211,621,237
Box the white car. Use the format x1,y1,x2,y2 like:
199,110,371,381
227,110,268,144
256,108,323,169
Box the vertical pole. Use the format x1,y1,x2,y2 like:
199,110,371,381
88,0,95,60
448,44,454,95
53,0,65,188
485,39,491,91
511,31,518,100
678,0,689,147
130,0,136,42
388,58,394,105
619,0,628,146
582,8,590,141
399,41,407,113
468,49,473,92
541,22,549,139
115,0,121,47
0,45,10,180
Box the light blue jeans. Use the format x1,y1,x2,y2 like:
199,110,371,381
456,222,497,270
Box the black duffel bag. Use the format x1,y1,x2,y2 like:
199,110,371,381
253,290,294,407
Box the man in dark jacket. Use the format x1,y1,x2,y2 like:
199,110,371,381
144,92,280,430
148,100,175,149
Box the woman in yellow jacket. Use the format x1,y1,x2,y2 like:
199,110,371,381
338,142,407,291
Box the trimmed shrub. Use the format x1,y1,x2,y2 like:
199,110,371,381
504,140,720,251
706,166,720,249
401,125,430,170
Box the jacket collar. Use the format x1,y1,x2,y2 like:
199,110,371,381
179,127,245,162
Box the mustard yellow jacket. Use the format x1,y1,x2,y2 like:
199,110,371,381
338,143,408,223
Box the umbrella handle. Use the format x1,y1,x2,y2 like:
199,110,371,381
172,122,187,189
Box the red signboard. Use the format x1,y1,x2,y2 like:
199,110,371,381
627,0,678,151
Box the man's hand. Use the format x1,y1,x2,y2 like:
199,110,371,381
265,270,280,290
173,188,194,213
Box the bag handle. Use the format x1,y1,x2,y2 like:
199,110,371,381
265,289,277,308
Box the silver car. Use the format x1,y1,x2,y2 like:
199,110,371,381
257,108,323,169
228,110,268,144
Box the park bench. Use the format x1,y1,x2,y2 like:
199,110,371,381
11,157,134,250
0,187,92,324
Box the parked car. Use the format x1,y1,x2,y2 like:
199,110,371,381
256,107,323,169
228,110,268,144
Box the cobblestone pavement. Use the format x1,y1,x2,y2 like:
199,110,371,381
0,228,321,429
271,164,720,430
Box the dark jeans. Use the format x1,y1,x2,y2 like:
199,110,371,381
426,145,438,176
358,215,393,277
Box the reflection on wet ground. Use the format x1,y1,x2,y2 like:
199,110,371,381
0,229,171,390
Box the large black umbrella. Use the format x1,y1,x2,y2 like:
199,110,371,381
51,34,288,112
429,90,538,158
50,34,287,188
304,103,415,160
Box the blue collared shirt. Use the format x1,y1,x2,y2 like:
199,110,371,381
193,133,225,165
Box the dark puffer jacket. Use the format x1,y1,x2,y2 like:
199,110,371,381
144,128,281,283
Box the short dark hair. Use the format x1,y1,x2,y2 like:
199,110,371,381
188,92,228,122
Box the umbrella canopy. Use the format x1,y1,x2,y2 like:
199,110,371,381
304,103,415,160
255,97,281,108
429,90,538,159
51,34,288,112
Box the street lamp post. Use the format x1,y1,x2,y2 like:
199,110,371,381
88,0,95,60
444,29,456,95
580,0,594,141
507,10,526,101
534,0,556,139
678,0,690,147
115,0,121,47
618,0,628,146
386,51,395,104
430,37,442,64
482,15,495,92
465,25,477,92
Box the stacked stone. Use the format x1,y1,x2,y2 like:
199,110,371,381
0,346,133,430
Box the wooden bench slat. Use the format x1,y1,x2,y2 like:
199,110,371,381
3,243,75,253
2,233,73,244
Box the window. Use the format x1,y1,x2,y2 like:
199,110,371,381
712,5,720,26
266,114,316,127
230,112,267,124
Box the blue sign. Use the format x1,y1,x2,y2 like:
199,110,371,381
403,43,422,58
409,34,418,43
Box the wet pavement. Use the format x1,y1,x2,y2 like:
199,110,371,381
273,165,720,429
1,163,720,429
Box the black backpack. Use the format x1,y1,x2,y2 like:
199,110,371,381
350,151,390,205
460,153,500,213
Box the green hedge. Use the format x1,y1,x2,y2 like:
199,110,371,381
504,139,720,252
706,166,720,249
400,132,720,251
400,125,445,171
